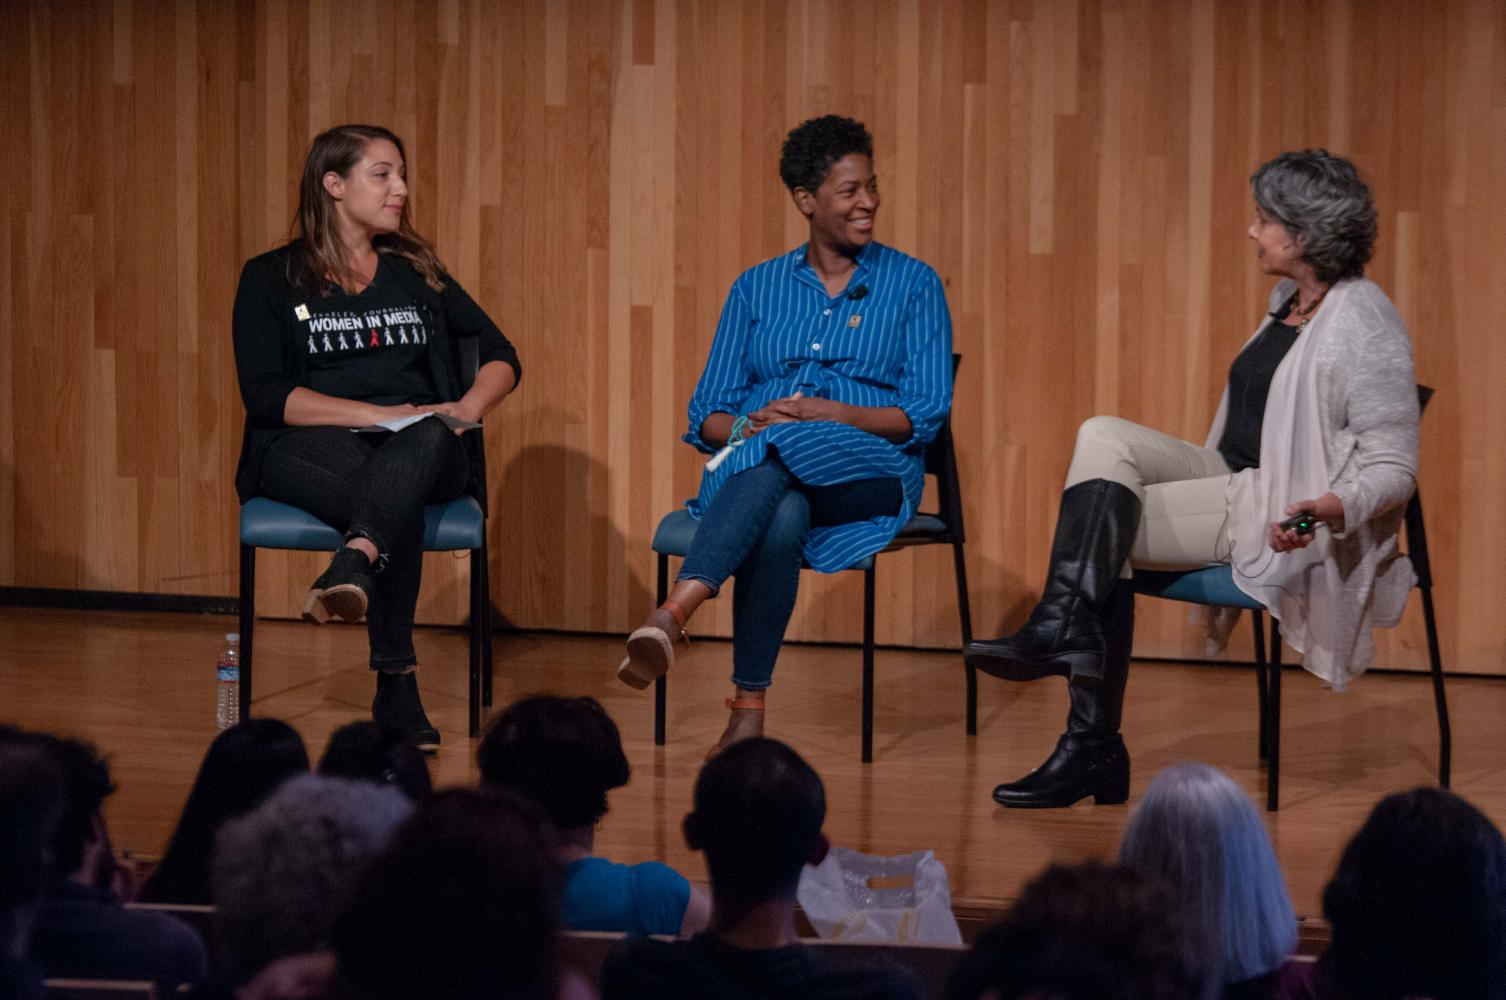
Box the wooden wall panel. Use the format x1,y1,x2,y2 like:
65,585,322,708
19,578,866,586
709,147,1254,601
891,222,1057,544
3,0,1505,677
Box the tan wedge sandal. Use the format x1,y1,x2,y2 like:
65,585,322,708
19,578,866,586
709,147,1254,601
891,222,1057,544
617,599,691,690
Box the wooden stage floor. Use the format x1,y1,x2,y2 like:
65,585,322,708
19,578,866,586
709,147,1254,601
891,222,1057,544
2,606,1502,926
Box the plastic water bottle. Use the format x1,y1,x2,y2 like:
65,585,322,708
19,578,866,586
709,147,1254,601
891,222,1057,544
216,633,241,730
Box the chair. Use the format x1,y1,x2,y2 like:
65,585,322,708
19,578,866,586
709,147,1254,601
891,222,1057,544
42,981,160,1000
647,355,973,763
237,338,495,738
1132,385,1449,810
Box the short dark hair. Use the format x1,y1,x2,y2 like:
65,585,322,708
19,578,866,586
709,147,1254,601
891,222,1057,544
684,738,824,901
20,732,115,880
1251,149,1376,284
476,695,628,830
779,115,874,192
949,862,1203,1000
1319,787,1506,1000
319,720,432,801
0,736,64,922
330,788,561,1000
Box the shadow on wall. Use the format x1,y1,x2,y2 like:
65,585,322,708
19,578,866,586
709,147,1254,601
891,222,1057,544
493,441,651,633
3,456,95,591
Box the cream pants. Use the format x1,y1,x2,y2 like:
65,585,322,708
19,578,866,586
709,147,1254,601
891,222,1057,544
1063,416,1234,573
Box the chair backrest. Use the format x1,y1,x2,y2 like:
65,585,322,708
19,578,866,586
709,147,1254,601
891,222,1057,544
920,353,966,543
1403,384,1434,588
556,931,963,997
42,981,160,1000
455,334,490,508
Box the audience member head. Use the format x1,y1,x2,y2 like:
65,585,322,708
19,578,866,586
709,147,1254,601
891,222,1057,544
779,115,874,194
0,734,64,955
683,738,826,905
476,694,629,839
139,718,309,903
1251,149,1376,284
1120,763,1296,989
212,774,410,985
1319,787,1506,1000
330,788,561,1000
949,862,1202,1000
318,720,431,801
17,731,116,888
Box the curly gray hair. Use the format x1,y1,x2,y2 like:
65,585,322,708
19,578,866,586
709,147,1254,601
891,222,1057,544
1252,149,1376,284
212,774,411,984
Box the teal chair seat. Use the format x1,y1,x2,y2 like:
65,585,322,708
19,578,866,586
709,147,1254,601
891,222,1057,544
240,497,485,553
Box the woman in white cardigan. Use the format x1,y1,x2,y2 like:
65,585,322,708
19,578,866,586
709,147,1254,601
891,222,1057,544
966,150,1420,809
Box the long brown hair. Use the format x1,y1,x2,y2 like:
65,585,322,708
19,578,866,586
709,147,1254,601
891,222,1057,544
287,124,446,295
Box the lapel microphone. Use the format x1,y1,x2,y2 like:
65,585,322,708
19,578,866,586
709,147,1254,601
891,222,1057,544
849,286,869,300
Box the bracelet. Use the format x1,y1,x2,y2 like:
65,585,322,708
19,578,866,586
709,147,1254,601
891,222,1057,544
728,415,750,446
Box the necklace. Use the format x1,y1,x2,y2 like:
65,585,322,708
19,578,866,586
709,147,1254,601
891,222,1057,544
1290,288,1327,335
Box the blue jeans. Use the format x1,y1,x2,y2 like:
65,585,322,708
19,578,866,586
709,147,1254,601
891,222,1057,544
678,455,902,690
256,418,471,672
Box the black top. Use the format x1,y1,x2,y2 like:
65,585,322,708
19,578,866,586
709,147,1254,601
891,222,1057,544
1217,295,1301,472
28,880,209,987
601,933,923,1000
301,256,442,406
231,247,521,503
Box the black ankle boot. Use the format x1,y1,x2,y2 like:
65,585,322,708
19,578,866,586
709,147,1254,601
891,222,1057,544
373,669,441,752
303,547,376,624
965,479,1140,682
993,581,1133,808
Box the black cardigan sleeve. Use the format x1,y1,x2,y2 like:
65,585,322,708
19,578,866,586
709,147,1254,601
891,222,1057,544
440,272,522,386
232,254,299,425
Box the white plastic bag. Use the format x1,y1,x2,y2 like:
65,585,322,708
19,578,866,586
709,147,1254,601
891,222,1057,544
797,847,963,945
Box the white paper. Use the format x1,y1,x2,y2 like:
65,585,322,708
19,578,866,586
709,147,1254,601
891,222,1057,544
354,411,481,433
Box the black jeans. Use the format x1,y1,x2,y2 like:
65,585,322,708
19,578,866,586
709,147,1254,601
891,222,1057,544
257,419,471,671
678,455,902,689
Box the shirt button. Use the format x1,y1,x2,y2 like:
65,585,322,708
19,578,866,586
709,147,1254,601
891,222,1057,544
812,343,822,351
823,308,831,316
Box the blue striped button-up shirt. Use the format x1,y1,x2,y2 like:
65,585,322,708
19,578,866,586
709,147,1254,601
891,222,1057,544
684,241,954,571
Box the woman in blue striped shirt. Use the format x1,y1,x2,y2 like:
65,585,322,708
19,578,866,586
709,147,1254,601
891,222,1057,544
618,116,953,759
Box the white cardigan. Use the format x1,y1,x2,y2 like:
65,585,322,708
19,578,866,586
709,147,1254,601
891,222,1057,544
1203,278,1420,689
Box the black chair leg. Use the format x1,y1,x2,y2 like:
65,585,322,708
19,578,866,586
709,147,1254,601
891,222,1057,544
1420,585,1451,788
862,566,876,764
481,540,494,709
654,553,668,747
1267,617,1282,812
468,547,482,739
238,544,256,721
953,540,977,737
1252,611,1268,761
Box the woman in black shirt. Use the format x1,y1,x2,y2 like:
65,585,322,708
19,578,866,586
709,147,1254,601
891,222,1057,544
232,125,521,749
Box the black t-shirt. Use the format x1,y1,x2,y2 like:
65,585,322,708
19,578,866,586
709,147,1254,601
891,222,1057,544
601,933,924,1000
300,256,440,406
1217,296,1301,472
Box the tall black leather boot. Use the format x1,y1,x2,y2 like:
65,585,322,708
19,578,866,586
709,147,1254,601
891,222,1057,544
964,479,1140,682
992,580,1133,808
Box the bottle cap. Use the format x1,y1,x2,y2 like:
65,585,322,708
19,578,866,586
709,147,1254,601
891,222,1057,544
226,633,240,643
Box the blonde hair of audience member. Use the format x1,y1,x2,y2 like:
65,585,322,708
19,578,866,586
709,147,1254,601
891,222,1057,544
1119,764,1296,993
